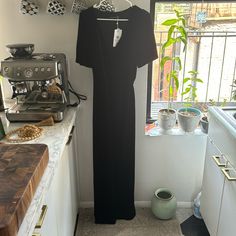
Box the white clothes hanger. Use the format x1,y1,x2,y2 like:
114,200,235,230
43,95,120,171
94,0,112,9
94,0,132,9
124,0,132,7
96,0,133,22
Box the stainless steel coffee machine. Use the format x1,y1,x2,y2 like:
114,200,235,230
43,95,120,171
1,52,70,122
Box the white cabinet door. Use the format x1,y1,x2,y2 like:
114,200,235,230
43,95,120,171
32,175,58,236
201,138,225,236
39,181,58,236
55,144,72,236
67,126,79,226
32,126,79,236
56,126,78,236
217,170,236,236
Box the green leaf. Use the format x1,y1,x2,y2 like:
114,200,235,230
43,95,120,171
188,70,198,75
183,77,190,83
162,38,176,50
185,103,192,107
192,78,204,83
174,9,181,18
177,26,187,40
180,37,187,46
175,36,187,52
168,25,176,40
160,56,172,70
171,72,179,90
162,19,179,26
195,78,203,83
181,87,191,95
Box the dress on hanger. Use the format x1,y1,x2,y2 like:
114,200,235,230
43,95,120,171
76,5,157,224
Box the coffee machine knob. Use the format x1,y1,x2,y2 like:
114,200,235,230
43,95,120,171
4,67,9,73
41,90,48,98
24,68,33,78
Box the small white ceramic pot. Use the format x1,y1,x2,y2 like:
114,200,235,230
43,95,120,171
157,108,176,131
177,107,201,132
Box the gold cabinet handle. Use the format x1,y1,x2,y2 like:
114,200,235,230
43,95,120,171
222,168,236,181
212,155,226,167
35,205,48,229
32,233,41,236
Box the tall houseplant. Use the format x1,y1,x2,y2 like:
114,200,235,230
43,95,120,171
157,10,187,131
177,71,203,132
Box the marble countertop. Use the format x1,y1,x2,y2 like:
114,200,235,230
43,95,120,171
0,107,78,236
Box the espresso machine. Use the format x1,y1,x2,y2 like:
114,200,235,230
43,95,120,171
1,47,70,122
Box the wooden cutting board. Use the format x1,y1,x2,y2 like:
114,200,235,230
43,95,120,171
0,144,49,236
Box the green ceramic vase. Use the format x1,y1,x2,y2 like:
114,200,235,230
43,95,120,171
151,188,177,220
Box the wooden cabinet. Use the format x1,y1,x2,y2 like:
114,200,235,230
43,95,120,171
201,138,236,236
32,126,79,236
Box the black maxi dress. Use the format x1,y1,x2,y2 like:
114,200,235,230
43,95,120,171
76,6,157,224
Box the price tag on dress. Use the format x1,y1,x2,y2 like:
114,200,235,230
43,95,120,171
113,28,122,47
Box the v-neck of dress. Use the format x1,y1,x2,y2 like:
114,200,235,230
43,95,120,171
92,6,136,50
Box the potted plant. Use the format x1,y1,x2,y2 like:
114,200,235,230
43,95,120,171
199,99,216,134
177,71,203,132
157,10,187,131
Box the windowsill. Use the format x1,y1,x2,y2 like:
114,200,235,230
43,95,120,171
145,123,207,136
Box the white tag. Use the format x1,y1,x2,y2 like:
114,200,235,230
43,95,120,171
113,28,122,47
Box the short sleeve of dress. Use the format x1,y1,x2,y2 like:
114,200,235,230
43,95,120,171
135,11,158,68
76,11,93,68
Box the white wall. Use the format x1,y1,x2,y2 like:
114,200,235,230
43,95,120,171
0,0,207,207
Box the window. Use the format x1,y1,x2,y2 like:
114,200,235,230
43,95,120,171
147,1,236,122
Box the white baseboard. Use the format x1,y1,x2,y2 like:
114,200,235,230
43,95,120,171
79,201,192,208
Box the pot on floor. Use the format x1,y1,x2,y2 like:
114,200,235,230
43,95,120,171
151,188,177,220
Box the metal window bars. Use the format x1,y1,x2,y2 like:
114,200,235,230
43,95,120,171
152,30,236,103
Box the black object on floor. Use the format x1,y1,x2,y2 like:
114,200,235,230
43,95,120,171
180,215,210,236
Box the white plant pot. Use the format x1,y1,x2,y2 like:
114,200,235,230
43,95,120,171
157,109,176,131
177,108,201,132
